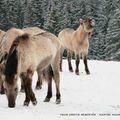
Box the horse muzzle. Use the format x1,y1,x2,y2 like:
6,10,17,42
8,95,16,108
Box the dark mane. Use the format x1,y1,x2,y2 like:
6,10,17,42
5,47,18,84
5,33,29,84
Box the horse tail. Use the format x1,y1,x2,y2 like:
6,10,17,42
5,33,29,84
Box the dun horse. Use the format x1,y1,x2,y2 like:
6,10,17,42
22,27,45,91
0,27,44,94
0,28,24,94
3,32,61,108
58,16,95,75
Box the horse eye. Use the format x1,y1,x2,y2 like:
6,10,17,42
15,88,18,91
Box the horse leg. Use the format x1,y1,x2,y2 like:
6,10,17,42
60,47,64,72
36,66,42,90
22,70,37,106
75,54,80,75
67,50,73,72
20,73,30,106
0,64,5,94
0,81,5,94
52,50,61,104
53,70,61,104
20,79,25,93
44,66,53,102
83,55,90,74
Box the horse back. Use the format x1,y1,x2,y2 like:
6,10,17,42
22,27,45,36
58,28,75,50
17,33,61,73
38,32,61,50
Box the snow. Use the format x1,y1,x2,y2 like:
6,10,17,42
0,59,120,120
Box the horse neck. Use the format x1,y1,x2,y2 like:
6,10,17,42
5,45,18,84
75,25,88,41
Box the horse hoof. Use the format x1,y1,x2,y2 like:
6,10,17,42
20,89,25,93
60,68,62,72
24,101,29,106
56,99,61,104
35,86,42,90
75,72,79,75
69,69,73,72
32,100,37,105
86,71,90,75
44,97,50,102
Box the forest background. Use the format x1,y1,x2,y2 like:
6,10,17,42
0,0,120,61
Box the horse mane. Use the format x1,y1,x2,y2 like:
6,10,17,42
5,33,29,84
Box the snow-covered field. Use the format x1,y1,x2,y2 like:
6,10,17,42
0,60,120,120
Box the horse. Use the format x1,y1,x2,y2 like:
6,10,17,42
22,27,45,91
0,27,45,94
58,16,95,75
3,32,61,108
0,28,24,94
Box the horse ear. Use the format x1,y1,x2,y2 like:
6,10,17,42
80,19,83,24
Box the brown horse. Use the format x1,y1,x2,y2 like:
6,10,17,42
0,27,45,94
58,16,95,75
3,32,61,108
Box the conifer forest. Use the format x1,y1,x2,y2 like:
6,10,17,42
0,0,120,61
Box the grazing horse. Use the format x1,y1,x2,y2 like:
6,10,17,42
0,27,45,94
0,28,24,94
3,32,61,108
58,16,95,75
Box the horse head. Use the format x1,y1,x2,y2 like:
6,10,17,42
80,16,95,32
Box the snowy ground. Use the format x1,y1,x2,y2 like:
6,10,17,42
0,59,120,120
